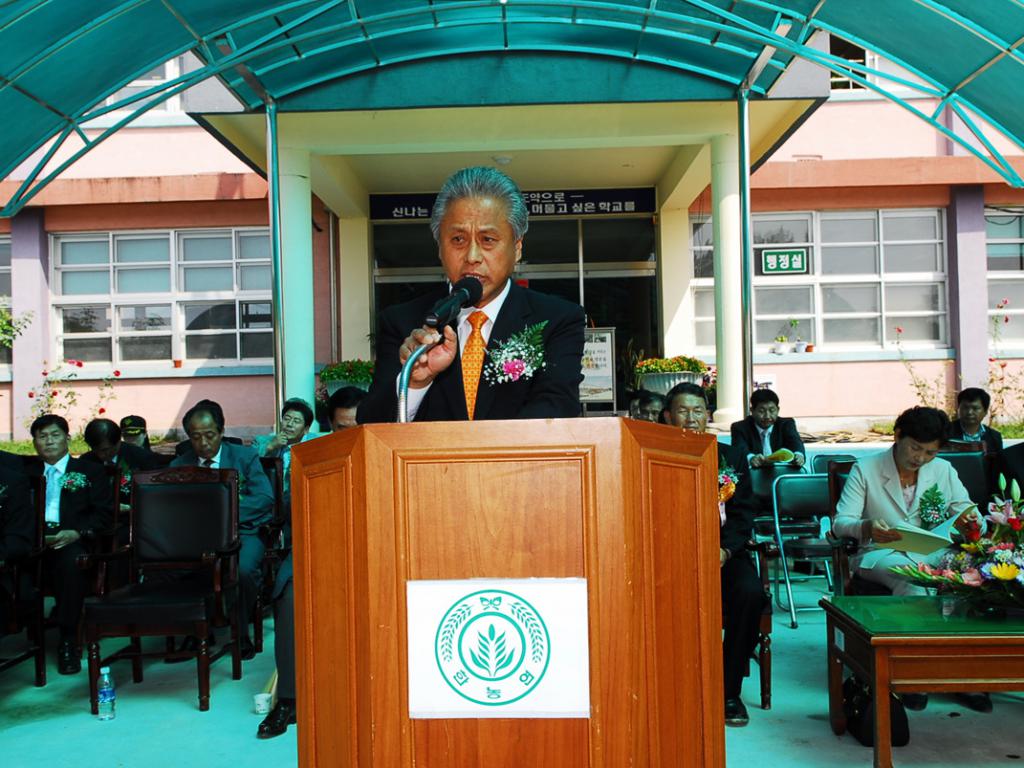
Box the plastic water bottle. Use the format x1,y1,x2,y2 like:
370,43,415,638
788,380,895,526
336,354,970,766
97,666,116,721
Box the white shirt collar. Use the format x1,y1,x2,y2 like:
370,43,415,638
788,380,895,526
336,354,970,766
46,453,71,474
204,446,224,467
455,278,513,347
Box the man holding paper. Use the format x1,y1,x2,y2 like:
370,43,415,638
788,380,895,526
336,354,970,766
833,406,982,595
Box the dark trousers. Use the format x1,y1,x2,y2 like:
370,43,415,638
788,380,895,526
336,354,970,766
274,579,296,699
43,540,90,639
238,533,265,635
721,553,766,699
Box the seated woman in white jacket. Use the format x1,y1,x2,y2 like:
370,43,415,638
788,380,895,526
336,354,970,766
833,406,982,595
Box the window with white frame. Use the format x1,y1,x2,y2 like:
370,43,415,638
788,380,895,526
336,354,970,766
52,229,272,365
104,57,183,112
0,236,11,364
692,209,947,352
985,207,1024,343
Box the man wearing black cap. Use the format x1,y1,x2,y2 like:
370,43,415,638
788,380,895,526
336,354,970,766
119,415,150,450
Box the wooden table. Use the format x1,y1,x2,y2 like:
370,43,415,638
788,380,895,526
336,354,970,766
820,596,1024,768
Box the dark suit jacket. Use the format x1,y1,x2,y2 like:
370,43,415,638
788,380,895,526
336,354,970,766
26,456,113,538
171,441,273,531
729,416,805,463
0,465,33,564
358,282,585,423
0,450,24,473
80,442,166,472
718,444,757,557
948,420,1003,456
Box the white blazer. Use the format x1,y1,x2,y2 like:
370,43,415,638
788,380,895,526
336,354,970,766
833,447,976,551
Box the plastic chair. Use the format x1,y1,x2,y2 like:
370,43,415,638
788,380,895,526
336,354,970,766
770,473,834,627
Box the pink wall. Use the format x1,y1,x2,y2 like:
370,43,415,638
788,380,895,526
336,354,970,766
755,360,956,418
0,384,11,437
15,376,276,438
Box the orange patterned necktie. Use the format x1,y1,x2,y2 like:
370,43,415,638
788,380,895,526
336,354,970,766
462,311,488,420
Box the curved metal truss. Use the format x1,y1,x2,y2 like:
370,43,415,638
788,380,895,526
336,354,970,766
2,0,1023,216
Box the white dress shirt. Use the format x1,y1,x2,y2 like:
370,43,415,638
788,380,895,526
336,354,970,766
404,279,513,421
200,446,223,469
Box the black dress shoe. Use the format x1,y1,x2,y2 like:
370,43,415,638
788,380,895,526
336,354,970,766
955,692,993,713
57,639,81,675
257,699,297,739
724,697,749,727
240,636,255,661
901,692,928,711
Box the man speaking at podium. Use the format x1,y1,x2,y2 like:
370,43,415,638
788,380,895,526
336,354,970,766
358,166,585,423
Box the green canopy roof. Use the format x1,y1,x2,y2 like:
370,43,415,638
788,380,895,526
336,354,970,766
3,0,1024,215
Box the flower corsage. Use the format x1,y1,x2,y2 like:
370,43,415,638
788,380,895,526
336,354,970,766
61,471,90,492
482,321,548,385
718,465,739,526
917,484,947,529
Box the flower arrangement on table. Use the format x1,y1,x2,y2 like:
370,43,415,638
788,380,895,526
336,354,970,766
890,475,1024,612
483,321,547,385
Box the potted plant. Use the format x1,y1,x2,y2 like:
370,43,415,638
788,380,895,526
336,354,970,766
318,359,375,395
771,335,789,355
634,355,708,395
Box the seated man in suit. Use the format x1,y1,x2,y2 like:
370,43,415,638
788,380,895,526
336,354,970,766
950,387,1002,455
254,398,321,507
358,166,585,424
81,417,165,510
327,386,364,432
0,464,34,632
259,395,362,739
629,390,665,423
730,388,805,469
663,383,765,728
171,402,274,660
29,414,113,674
119,414,151,450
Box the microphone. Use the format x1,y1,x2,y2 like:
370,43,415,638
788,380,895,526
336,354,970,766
425,277,483,328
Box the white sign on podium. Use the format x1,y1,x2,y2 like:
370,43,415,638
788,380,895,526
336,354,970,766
407,578,590,718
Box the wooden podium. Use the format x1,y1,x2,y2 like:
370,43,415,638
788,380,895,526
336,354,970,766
291,417,724,767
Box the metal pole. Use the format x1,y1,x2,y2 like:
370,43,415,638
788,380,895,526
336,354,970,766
266,100,286,422
737,88,754,409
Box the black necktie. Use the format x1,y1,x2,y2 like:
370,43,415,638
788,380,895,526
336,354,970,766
202,458,213,468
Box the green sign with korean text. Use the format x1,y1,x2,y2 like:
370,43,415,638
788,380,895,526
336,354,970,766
761,248,808,274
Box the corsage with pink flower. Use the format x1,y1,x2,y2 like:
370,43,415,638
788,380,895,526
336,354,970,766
482,321,548,385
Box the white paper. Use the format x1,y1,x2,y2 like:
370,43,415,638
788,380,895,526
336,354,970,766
406,578,590,719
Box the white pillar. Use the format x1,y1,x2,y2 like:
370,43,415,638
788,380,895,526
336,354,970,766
710,134,743,425
658,207,696,355
337,216,372,359
279,147,316,403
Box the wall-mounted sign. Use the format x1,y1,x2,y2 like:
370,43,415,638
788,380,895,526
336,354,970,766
581,327,615,405
407,578,590,718
370,188,656,221
760,248,808,274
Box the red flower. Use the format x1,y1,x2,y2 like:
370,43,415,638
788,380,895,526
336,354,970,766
51,390,58,397
41,370,47,376
113,370,121,377
27,391,34,398
1003,298,1010,305
1001,361,1009,369
1005,316,1011,324
895,326,904,334
98,408,106,415
965,525,982,543
1010,517,1023,532
76,361,83,368
989,357,997,363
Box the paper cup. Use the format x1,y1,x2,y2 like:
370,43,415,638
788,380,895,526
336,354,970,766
254,692,272,715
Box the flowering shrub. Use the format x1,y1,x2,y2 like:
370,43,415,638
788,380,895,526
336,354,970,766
25,360,119,432
319,359,375,386
634,355,708,376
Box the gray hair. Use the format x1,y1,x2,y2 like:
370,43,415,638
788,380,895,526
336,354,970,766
429,166,529,242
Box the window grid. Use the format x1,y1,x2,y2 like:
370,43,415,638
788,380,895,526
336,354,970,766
984,207,1024,344
0,235,11,365
692,209,947,352
52,228,272,366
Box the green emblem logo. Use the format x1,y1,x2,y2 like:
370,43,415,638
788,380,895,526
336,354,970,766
435,589,550,706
